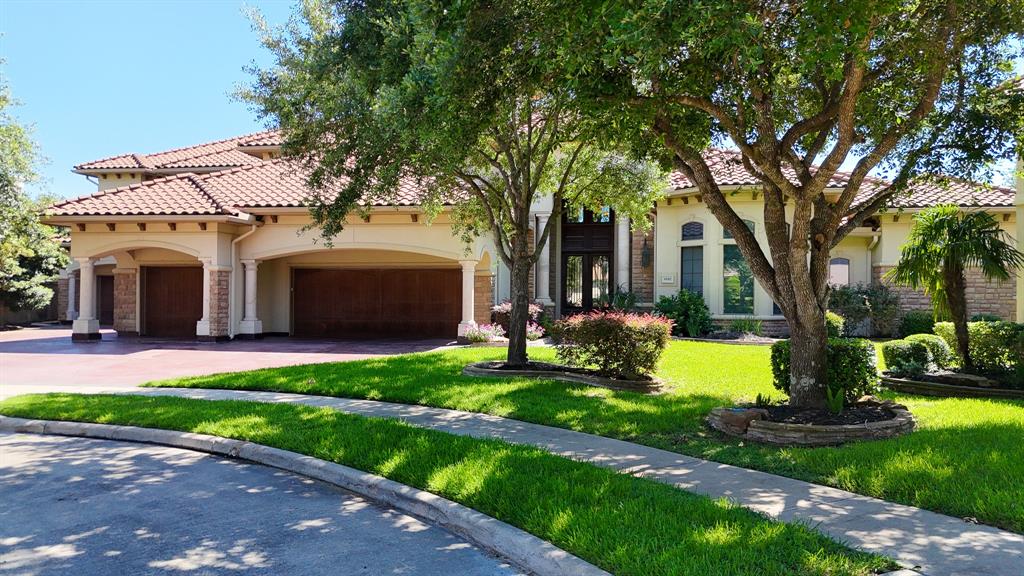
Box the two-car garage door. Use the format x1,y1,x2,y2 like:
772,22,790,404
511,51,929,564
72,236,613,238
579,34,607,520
292,268,461,338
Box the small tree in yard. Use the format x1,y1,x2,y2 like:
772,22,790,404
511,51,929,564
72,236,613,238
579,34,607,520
887,205,1024,370
1,73,68,314
515,0,1024,407
243,1,663,366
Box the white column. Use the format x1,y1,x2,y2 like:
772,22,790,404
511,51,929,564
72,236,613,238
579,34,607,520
535,213,552,304
458,260,477,337
196,258,213,336
238,259,263,336
71,258,99,340
615,216,631,292
66,270,78,321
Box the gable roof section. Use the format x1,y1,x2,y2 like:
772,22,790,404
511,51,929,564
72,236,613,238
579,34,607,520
49,159,428,218
74,130,280,172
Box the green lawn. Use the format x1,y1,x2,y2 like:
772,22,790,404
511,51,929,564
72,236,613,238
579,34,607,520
0,393,891,576
144,341,1024,533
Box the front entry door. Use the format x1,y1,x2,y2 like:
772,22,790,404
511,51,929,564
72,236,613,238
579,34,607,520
562,253,611,313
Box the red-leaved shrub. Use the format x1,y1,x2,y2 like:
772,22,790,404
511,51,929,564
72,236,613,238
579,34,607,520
551,312,673,379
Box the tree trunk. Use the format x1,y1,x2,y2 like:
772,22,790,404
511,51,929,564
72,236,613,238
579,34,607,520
505,255,532,367
944,265,973,370
787,308,830,409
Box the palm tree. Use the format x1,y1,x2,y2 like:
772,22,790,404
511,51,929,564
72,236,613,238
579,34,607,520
887,204,1024,370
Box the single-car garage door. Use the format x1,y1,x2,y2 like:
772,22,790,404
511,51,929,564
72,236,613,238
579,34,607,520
142,266,203,338
292,268,461,338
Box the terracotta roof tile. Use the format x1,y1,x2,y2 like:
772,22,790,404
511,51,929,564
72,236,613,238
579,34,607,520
160,149,265,169
48,173,230,216
74,130,279,172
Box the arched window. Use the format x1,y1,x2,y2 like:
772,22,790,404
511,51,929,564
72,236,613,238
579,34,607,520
723,219,755,239
829,257,851,286
681,221,704,241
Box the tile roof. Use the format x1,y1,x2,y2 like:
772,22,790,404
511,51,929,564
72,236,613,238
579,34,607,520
74,130,280,172
49,159,428,218
669,148,1014,208
56,133,1013,219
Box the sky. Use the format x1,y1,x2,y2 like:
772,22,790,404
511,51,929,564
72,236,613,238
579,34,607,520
1,0,295,199
1,2,1020,201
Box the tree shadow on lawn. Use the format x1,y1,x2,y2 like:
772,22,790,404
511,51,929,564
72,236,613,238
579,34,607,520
0,394,891,576
158,350,736,441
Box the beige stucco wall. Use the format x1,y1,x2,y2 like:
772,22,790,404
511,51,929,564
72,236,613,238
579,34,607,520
1017,157,1023,322
654,192,874,318
96,173,144,191
872,211,1017,267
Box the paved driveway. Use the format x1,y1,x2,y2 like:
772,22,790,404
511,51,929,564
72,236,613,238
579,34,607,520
0,326,450,399
0,433,521,575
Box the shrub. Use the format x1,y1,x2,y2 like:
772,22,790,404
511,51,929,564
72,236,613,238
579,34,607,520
825,311,845,338
463,323,505,343
551,312,672,379
880,339,932,378
606,286,638,312
728,317,763,336
491,300,544,333
770,338,879,404
935,321,1024,384
971,313,1003,322
525,321,545,341
827,283,901,336
898,310,935,337
653,289,712,337
904,333,953,369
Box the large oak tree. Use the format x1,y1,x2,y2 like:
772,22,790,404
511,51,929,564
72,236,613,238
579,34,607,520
243,1,663,365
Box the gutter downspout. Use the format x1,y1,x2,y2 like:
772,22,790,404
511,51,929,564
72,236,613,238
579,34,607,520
229,223,260,339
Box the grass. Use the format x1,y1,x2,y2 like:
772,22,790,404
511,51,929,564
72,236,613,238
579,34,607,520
147,341,1024,533
0,393,892,576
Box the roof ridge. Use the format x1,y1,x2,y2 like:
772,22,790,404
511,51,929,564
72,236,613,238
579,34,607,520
184,175,235,216
74,130,278,170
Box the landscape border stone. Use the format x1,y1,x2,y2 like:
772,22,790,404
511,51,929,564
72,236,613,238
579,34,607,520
882,376,1024,399
0,416,609,576
463,361,663,393
706,404,916,446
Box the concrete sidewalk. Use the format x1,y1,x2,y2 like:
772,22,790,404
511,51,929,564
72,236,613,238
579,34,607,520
107,387,1021,576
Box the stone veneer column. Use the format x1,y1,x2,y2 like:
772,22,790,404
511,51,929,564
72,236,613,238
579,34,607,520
474,274,494,325
458,260,478,338
112,268,138,336
197,259,231,341
72,258,100,341
56,276,70,324
535,213,552,304
631,217,656,307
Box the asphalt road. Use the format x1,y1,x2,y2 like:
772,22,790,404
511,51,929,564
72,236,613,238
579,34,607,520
0,433,523,576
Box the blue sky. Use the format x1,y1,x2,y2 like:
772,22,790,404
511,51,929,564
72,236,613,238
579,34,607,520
1,0,295,199
1,2,1020,200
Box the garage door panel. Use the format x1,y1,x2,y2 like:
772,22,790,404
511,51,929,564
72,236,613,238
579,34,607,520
293,268,460,338
143,267,202,338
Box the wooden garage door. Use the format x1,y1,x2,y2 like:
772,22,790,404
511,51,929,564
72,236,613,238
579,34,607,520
292,268,461,338
143,267,203,338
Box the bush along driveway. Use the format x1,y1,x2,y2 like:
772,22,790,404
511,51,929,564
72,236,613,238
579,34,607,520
0,393,891,576
146,341,1024,534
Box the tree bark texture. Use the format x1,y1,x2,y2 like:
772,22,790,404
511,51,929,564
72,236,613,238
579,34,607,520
505,237,533,367
944,264,973,370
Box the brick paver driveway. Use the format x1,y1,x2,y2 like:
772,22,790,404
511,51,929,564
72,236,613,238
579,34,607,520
0,325,450,399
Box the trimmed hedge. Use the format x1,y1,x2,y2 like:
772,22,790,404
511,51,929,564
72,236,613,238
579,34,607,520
552,312,673,379
935,321,1024,386
770,338,879,403
880,339,932,378
904,333,953,369
826,311,845,339
898,310,936,337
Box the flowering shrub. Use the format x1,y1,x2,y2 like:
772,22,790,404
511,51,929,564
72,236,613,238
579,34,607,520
463,323,506,343
551,312,672,379
525,321,545,341
491,300,544,332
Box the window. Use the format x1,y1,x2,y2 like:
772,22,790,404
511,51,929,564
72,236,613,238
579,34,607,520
565,207,585,223
595,206,611,223
829,257,851,286
565,256,583,307
723,219,755,239
680,246,703,295
681,221,704,241
591,255,610,304
723,245,755,314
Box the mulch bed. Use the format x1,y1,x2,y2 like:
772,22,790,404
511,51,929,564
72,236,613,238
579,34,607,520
761,401,896,426
464,360,662,393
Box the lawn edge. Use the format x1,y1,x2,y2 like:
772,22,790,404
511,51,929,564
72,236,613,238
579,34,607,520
0,415,609,576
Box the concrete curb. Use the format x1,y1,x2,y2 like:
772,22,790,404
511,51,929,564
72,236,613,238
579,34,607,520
0,416,609,576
